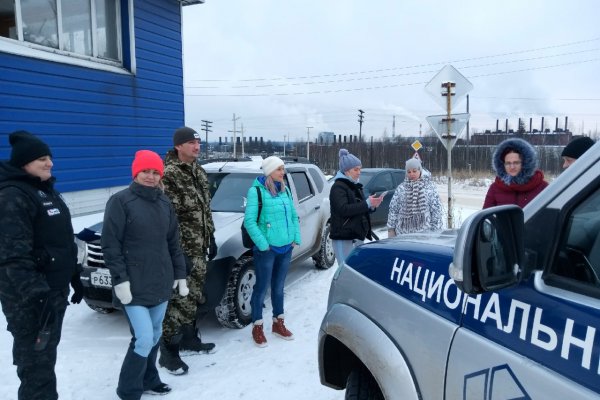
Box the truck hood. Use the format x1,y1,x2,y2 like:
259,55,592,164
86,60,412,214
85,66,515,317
212,211,244,231
342,229,463,324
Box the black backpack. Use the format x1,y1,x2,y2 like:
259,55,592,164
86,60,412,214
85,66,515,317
241,187,262,248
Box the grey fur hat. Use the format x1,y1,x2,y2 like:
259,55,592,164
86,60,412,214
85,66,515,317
492,138,538,185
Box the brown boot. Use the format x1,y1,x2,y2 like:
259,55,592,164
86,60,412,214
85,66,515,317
272,316,294,340
252,321,268,347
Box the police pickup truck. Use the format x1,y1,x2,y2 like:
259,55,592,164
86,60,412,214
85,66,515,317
318,142,600,399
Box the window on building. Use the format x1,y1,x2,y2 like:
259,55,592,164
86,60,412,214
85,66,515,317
0,0,122,63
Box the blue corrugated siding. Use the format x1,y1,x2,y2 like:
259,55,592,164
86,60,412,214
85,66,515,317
0,0,185,192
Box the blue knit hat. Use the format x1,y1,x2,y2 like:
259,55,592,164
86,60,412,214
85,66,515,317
339,149,361,172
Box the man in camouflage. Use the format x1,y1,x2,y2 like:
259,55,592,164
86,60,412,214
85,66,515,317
158,126,218,375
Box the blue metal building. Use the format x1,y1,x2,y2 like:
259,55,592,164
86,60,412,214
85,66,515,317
0,0,203,213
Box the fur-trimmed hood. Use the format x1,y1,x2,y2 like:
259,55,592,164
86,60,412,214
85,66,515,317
492,138,538,185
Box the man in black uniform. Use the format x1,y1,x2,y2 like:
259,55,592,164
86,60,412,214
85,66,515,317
0,131,82,400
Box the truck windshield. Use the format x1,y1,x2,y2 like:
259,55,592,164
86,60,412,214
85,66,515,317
208,173,259,213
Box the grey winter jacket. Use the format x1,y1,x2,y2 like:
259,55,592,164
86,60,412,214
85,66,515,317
102,182,186,307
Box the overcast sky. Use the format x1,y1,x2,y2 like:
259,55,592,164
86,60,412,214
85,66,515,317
182,0,600,142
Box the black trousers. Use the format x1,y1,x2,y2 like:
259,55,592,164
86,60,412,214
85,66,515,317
0,272,68,400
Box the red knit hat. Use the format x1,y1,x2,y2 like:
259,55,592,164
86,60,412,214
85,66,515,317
131,150,164,178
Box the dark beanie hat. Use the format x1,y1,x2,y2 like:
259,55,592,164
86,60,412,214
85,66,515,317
9,130,52,167
561,136,594,159
173,126,201,146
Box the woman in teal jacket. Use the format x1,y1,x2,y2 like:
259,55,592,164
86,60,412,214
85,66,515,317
244,156,301,347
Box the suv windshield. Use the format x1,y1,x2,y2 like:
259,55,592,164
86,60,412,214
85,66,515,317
208,172,258,213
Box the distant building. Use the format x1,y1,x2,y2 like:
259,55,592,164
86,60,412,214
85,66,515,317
318,131,335,145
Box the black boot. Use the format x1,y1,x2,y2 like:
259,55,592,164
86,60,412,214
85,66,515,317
116,344,148,400
143,342,168,395
179,324,216,354
158,335,189,375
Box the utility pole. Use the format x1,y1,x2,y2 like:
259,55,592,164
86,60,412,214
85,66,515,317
442,81,456,229
241,123,245,157
306,126,313,160
466,94,470,174
358,109,364,142
229,113,240,158
201,120,212,160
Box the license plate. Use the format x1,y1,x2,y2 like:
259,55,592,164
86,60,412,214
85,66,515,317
91,270,112,288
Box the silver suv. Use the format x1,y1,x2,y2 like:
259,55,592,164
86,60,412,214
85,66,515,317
77,158,335,329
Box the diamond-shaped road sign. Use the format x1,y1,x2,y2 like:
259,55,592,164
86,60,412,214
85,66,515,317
425,65,473,112
426,113,470,150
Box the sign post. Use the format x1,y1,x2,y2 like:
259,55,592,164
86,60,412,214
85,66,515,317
425,65,473,229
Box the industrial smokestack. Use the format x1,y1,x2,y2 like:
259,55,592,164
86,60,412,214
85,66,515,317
505,119,508,133
565,116,568,131
541,117,544,132
555,117,559,131
496,119,499,132
529,118,533,133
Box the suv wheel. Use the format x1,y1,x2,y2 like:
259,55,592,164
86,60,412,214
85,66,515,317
345,366,384,400
313,223,335,269
215,256,255,329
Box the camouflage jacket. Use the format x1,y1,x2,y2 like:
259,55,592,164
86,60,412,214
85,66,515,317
163,150,215,257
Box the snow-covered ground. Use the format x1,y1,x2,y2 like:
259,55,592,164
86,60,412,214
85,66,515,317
0,183,486,400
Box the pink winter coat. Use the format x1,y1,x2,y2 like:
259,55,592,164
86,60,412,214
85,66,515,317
483,169,548,209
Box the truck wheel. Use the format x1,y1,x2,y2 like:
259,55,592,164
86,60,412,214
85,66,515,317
313,223,335,269
215,257,255,329
345,366,384,400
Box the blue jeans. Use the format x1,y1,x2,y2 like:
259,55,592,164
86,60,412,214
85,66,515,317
332,239,361,267
123,301,168,357
251,247,293,323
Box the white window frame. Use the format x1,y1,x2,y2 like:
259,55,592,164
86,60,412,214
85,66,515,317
1,0,131,74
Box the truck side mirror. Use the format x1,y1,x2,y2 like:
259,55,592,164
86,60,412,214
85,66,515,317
449,205,525,294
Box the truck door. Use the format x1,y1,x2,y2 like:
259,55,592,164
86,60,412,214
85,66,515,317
446,173,600,398
287,169,320,257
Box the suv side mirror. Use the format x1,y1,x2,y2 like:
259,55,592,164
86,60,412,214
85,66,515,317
449,205,525,294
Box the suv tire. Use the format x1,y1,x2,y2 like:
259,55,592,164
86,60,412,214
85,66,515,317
345,366,384,400
215,256,255,329
313,223,335,269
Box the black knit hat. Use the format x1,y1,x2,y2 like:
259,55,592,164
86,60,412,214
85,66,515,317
173,126,201,146
9,130,52,167
561,136,594,159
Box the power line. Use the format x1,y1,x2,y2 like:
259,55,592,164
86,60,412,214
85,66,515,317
185,57,600,97
189,48,599,90
191,37,600,83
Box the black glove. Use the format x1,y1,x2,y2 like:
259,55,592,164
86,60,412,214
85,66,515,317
70,272,84,304
208,235,218,261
